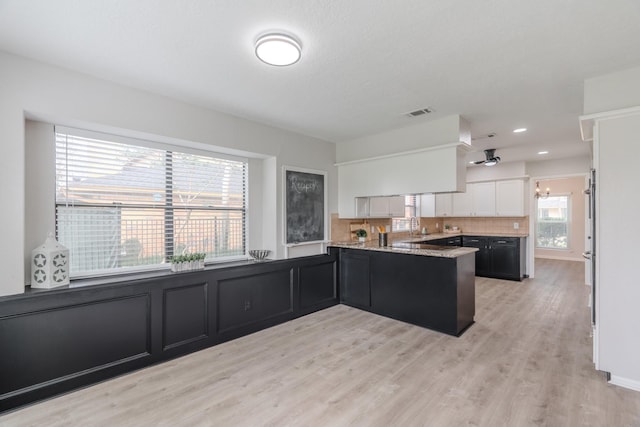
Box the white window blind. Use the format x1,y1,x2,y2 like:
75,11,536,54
392,195,418,232
55,127,247,277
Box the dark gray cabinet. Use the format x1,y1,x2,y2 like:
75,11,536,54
429,236,462,246
216,268,294,337
0,254,338,414
339,250,371,308
462,236,525,281
462,236,490,276
337,248,475,336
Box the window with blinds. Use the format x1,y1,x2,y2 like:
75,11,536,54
391,195,418,232
55,127,247,278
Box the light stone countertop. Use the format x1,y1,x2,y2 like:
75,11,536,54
328,239,478,259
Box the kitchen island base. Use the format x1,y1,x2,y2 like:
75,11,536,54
331,246,475,336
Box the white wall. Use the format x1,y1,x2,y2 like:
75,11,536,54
1,51,337,296
584,66,640,115
584,66,640,390
336,114,469,163
526,156,591,177
595,113,640,388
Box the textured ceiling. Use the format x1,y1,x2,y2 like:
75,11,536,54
1,0,640,163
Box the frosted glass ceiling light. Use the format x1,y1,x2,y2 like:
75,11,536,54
255,34,301,66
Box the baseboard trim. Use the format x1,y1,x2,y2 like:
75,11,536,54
609,375,640,392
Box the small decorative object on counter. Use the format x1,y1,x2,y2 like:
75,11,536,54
248,249,270,262
355,228,367,243
31,232,70,289
170,253,206,272
421,227,428,235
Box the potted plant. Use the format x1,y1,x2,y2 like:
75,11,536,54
169,252,206,272
355,228,367,243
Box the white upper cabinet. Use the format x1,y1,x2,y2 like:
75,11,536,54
471,182,496,216
365,195,405,218
388,196,406,217
355,197,370,218
435,193,453,216
452,190,473,216
452,182,496,216
419,194,436,217
495,179,526,216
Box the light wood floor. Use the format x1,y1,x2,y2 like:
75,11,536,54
2,259,640,426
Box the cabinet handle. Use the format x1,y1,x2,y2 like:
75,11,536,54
470,239,479,242
496,240,507,244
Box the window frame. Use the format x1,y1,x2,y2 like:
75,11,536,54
54,126,248,279
392,195,418,232
535,194,571,250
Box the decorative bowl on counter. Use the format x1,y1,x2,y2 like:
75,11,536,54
248,249,270,261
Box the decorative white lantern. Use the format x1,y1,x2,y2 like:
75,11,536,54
31,233,70,289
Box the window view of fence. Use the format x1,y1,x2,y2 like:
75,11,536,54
55,128,246,277
536,195,569,249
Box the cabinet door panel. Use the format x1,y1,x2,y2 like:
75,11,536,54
388,196,406,217
217,269,293,333
369,197,389,217
452,191,473,216
472,182,496,216
420,194,436,217
462,236,490,276
299,261,337,309
340,251,371,308
435,193,453,216
495,180,525,216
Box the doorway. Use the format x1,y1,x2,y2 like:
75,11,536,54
528,174,588,279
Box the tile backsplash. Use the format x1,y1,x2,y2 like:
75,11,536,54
330,214,528,242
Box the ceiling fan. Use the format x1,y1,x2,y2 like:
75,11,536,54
474,148,501,166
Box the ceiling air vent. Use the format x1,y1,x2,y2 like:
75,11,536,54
406,107,433,117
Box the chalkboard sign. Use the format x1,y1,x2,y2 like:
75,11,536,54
285,168,326,244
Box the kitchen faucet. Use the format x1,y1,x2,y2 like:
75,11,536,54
409,216,419,237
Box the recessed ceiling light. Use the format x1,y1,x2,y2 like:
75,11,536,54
469,161,475,164
538,151,549,155
255,33,301,66
513,128,527,133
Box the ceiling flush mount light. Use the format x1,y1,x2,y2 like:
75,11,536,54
513,128,527,133
255,33,301,66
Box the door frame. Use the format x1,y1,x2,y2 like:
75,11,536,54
527,172,588,279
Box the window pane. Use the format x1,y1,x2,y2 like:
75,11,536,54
536,196,569,249
55,128,247,277
56,135,166,206
392,195,417,232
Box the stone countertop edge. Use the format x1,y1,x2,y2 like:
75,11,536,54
328,241,478,258
403,232,529,240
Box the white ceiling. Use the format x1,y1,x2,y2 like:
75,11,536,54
1,0,640,164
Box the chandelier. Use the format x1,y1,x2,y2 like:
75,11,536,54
534,181,550,199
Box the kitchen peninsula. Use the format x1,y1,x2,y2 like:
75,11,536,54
329,238,477,336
